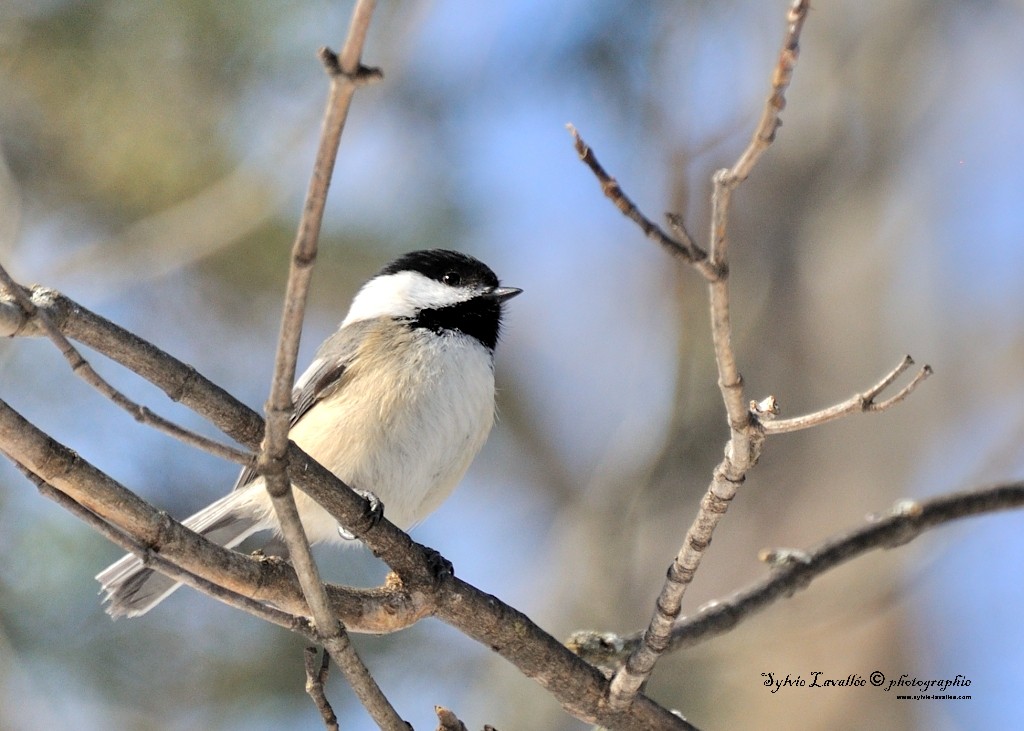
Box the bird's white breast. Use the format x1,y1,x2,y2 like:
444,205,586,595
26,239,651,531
277,322,496,543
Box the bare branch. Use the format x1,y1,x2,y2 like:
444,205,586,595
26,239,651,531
246,1,405,727
431,574,700,731
704,0,811,418
0,397,303,611
725,0,811,185
607,0,812,709
9,453,310,633
305,647,340,731
566,124,719,280
868,365,934,412
0,396,431,634
606,458,753,710
0,265,251,468
4,444,292,622
1,286,698,729
762,356,934,435
570,482,1024,666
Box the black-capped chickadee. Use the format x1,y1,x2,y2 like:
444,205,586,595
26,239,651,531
97,249,521,618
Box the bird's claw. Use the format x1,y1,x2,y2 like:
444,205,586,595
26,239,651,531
337,489,385,540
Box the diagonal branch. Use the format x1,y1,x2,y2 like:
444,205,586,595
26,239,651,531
0,264,251,467
569,482,1024,666
566,124,718,280
0,396,307,616
5,450,310,634
0,285,696,731
762,355,933,435
0,396,429,634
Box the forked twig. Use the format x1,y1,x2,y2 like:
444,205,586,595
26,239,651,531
762,356,933,434
603,0,817,710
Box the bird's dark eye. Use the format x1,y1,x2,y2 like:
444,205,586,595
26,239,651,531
442,271,462,286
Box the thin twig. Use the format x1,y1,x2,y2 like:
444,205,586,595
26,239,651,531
570,482,1024,666
256,1,406,728
607,0,812,710
762,356,933,434
727,0,810,184
710,0,809,268
705,0,810,418
305,647,340,731
0,264,251,468
567,125,719,280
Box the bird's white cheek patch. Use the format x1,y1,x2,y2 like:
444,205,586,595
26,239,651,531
342,271,476,326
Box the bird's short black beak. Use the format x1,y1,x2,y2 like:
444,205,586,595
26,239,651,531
490,286,523,303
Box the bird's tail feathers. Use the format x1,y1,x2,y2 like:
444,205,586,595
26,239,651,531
96,490,264,619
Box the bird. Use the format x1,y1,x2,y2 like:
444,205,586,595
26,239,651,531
96,248,521,618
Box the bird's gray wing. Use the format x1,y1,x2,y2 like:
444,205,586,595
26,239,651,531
231,320,374,490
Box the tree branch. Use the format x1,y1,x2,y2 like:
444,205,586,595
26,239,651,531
431,574,699,730
4,449,310,633
569,482,1024,666
0,45,695,731
305,647,340,731
259,0,376,621
0,286,268,448
761,355,933,435
0,380,694,728
566,124,718,279
0,264,251,467
0,397,304,614
722,0,811,188
232,0,403,726
0,395,432,633
605,0,813,709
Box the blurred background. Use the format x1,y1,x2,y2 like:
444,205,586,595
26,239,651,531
2,1,1023,729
